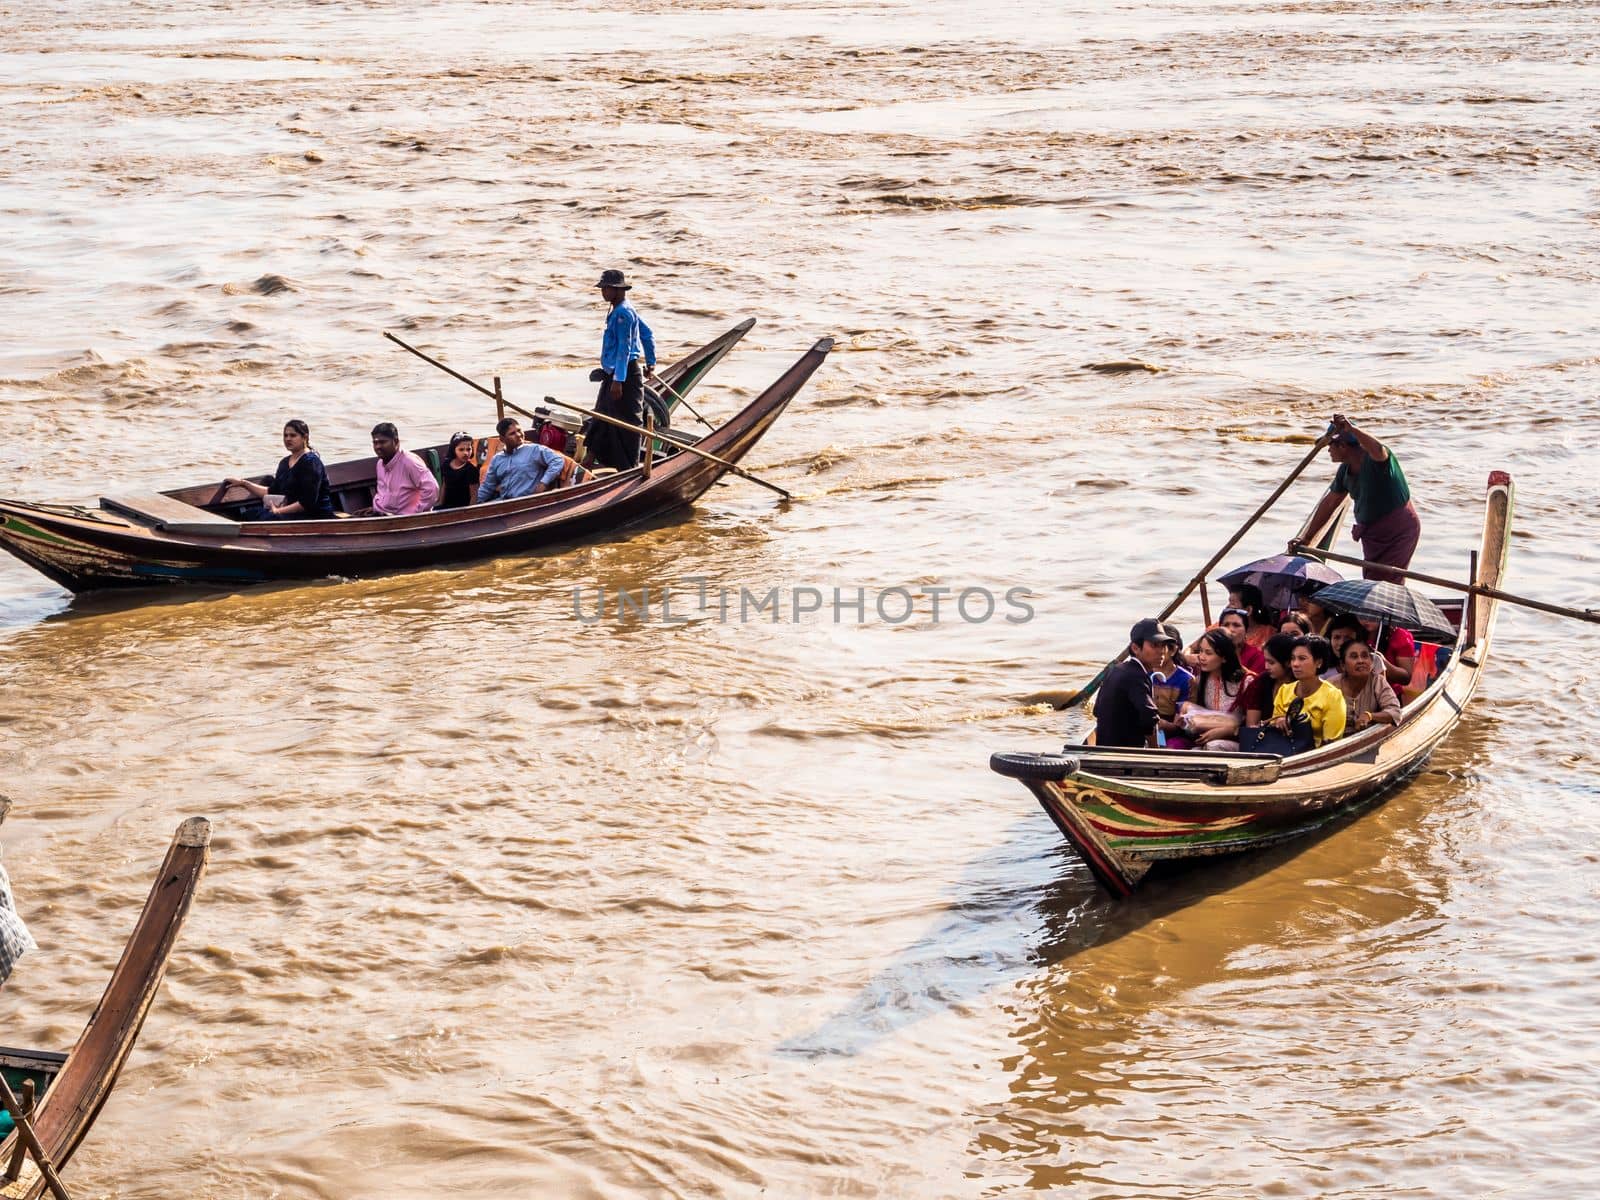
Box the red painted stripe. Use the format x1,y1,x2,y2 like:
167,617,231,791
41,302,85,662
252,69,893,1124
1042,794,1135,897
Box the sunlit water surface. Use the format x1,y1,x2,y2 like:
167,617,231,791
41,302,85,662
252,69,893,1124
2,1,1598,1196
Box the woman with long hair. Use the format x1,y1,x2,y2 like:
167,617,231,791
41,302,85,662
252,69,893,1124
1226,582,1275,649
437,432,480,509
1246,632,1298,726
1174,628,1252,751
1217,606,1268,674
225,419,335,520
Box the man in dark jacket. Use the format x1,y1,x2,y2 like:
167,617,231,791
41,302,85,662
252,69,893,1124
1094,618,1169,748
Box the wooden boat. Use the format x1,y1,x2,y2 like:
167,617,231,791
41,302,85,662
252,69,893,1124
1,818,210,1198
0,322,832,595
991,472,1512,898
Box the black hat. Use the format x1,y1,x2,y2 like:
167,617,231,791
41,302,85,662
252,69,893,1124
1129,618,1166,644
595,269,631,290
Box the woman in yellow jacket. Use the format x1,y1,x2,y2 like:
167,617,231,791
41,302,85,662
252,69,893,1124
1270,635,1347,747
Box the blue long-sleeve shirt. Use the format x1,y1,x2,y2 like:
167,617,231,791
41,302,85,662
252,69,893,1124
600,301,655,382
476,443,567,502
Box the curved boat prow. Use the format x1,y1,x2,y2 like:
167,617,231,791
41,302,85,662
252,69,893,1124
1,818,210,1197
655,317,755,404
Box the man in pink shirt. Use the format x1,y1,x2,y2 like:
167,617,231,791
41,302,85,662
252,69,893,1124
361,422,439,516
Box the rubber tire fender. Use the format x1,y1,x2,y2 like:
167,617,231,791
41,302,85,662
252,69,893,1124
989,752,1081,781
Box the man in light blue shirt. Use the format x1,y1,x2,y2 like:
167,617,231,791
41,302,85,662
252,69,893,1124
588,268,657,470
476,417,583,501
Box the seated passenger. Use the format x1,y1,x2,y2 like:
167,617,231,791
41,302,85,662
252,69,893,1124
437,432,479,510
1245,632,1297,725
1226,583,1275,650
1279,611,1313,636
225,419,336,520
1175,629,1252,751
1329,637,1401,732
1360,616,1416,688
1217,607,1268,674
1269,635,1347,747
359,422,439,516
477,417,589,503
1093,618,1167,749
1150,623,1194,733
1323,614,1390,680
1297,587,1333,635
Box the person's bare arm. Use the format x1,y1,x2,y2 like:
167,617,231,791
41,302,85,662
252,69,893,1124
224,476,269,499
1331,413,1388,462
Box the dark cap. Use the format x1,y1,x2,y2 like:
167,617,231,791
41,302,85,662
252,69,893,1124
1129,618,1166,644
595,268,631,290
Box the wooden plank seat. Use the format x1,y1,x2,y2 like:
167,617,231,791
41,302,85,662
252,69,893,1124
1065,744,1283,785
100,493,242,535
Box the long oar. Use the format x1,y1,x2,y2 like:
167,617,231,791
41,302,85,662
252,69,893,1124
0,1073,74,1200
1296,544,1599,625
1061,434,1331,709
384,333,792,501
648,371,714,431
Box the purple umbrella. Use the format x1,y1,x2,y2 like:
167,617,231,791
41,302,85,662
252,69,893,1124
1218,555,1344,612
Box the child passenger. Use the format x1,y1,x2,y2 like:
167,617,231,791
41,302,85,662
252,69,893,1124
438,432,480,509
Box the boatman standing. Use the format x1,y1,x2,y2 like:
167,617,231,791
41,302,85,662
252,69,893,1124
587,268,657,471
1299,414,1422,582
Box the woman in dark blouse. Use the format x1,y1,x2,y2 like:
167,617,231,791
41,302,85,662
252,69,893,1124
225,419,336,520
436,432,479,509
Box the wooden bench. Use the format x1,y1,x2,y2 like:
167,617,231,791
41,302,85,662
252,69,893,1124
100,493,242,535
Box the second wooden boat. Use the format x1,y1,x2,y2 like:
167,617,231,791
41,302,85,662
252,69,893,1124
991,472,1512,897
0,329,830,595
1,818,210,1199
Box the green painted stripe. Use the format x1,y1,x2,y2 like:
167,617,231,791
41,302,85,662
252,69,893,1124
2,516,82,550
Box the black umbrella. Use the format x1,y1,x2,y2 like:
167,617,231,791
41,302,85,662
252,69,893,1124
1310,579,1457,642
1218,554,1344,612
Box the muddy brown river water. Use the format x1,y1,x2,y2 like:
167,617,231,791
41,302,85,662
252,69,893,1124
2,1,1598,1196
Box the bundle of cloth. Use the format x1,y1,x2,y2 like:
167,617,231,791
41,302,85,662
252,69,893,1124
0,822,35,986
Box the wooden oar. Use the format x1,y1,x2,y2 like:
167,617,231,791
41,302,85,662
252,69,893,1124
1061,434,1332,709
1294,544,1599,625
0,1073,74,1200
383,332,792,501
648,371,715,431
